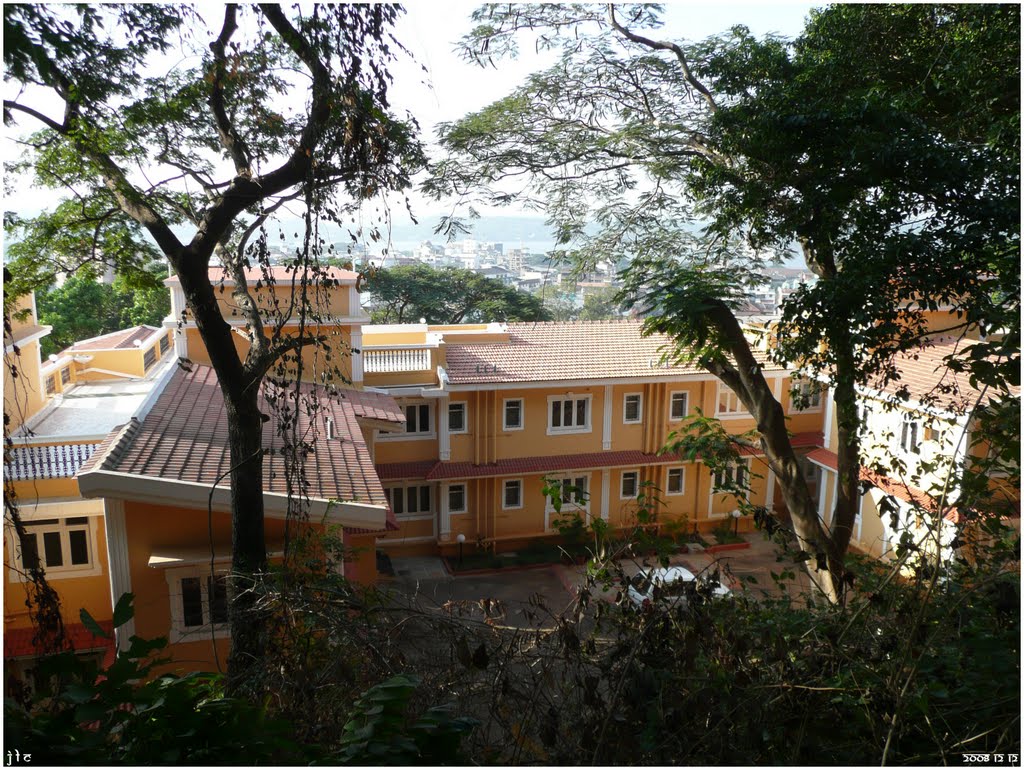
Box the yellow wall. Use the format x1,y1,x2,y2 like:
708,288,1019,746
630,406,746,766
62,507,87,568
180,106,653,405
213,278,352,322
185,325,354,386
5,338,47,431
4,515,112,632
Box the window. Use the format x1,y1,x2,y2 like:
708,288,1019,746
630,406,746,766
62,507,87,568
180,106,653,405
14,517,95,577
45,375,56,395
404,403,433,435
503,479,522,509
159,334,171,354
448,402,467,434
384,484,433,517
794,380,822,411
503,399,523,431
669,391,689,421
901,416,920,453
666,467,685,495
143,346,157,370
167,567,230,641
620,470,639,499
547,475,588,510
623,393,642,424
59,366,71,385
713,461,748,491
716,385,747,416
448,484,467,513
548,395,590,433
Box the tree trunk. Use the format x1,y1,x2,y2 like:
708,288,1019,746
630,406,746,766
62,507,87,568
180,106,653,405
706,301,846,601
224,384,269,690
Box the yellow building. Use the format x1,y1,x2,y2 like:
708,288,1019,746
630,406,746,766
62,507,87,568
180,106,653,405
361,319,824,557
807,335,1019,564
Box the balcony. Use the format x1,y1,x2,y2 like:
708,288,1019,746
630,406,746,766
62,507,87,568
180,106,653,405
363,347,432,374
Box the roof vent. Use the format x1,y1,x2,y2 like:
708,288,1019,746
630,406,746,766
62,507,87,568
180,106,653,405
325,417,335,440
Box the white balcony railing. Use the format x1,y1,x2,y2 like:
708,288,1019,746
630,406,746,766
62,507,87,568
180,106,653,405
363,347,431,374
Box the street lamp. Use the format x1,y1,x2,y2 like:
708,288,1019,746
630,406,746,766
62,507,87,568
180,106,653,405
456,533,466,568
731,509,742,537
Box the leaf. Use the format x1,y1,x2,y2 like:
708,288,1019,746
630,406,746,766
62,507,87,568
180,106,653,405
112,592,135,629
80,608,110,639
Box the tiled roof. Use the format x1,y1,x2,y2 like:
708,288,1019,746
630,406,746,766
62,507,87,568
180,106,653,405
868,336,1017,410
336,388,406,425
344,507,400,536
5,620,115,658
444,319,786,384
376,432,822,482
7,443,99,480
377,460,438,481
805,447,951,517
66,325,159,352
167,265,359,286
85,365,390,506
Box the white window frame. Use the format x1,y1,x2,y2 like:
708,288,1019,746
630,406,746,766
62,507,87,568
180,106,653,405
715,384,749,418
544,474,590,529
901,415,921,453
502,398,524,431
665,466,686,496
7,516,102,582
669,391,689,421
793,379,823,412
143,346,157,371
546,394,592,435
378,400,434,441
713,459,750,492
502,478,523,510
165,565,231,644
623,393,643,424
384,483,435,521
448,483,467,514
448,401,468,434
620,469,640,499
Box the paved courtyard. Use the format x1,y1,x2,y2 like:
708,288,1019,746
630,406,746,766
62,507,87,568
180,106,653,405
386,532,813,628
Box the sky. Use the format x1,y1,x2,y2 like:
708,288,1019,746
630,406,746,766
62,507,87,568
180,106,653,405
4,2,819,227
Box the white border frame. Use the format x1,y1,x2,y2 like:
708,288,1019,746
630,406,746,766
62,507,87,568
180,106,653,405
502,478,523,510
384,482,435,521
546,394,593,435
6,514,103,582
669,390,689,421
714,383,749,419
165,564,231,644
620,469,640,499
502,398,525,431
622,392,643,424
665,466,686,496
447,401,468,434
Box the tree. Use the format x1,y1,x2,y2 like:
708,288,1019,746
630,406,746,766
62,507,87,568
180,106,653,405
427,4,1019,601
34,265,170,356
5,4,423,687
367,264,551,324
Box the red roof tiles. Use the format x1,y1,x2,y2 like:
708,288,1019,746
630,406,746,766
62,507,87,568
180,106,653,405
870,336,1016,410
377,460,438,481
444,319,787,384
83,365,393,506
336,388,406,425
5,620,115,658
805,447,948,515
66,325,159,352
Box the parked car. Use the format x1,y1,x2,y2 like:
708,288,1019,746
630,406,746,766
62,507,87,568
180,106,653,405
626,566,731,608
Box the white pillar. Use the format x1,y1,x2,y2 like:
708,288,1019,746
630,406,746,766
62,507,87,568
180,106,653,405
439,397,451,461
439,483,451,537
602,385,613,450
103,499,135,650
600,470,610,521
350,327,363,384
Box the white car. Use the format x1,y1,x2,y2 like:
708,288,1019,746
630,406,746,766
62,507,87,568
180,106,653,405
626,566,731,608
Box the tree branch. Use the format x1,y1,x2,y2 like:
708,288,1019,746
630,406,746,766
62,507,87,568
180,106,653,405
208,5,253,176
607,5,719,114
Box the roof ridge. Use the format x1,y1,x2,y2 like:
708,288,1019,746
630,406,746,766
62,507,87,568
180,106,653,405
78,418,142,476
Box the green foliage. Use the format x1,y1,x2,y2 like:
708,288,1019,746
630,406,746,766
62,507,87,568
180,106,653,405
33,265,169,355
4,595,304,764
335,674,476,765
366,263,551,324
